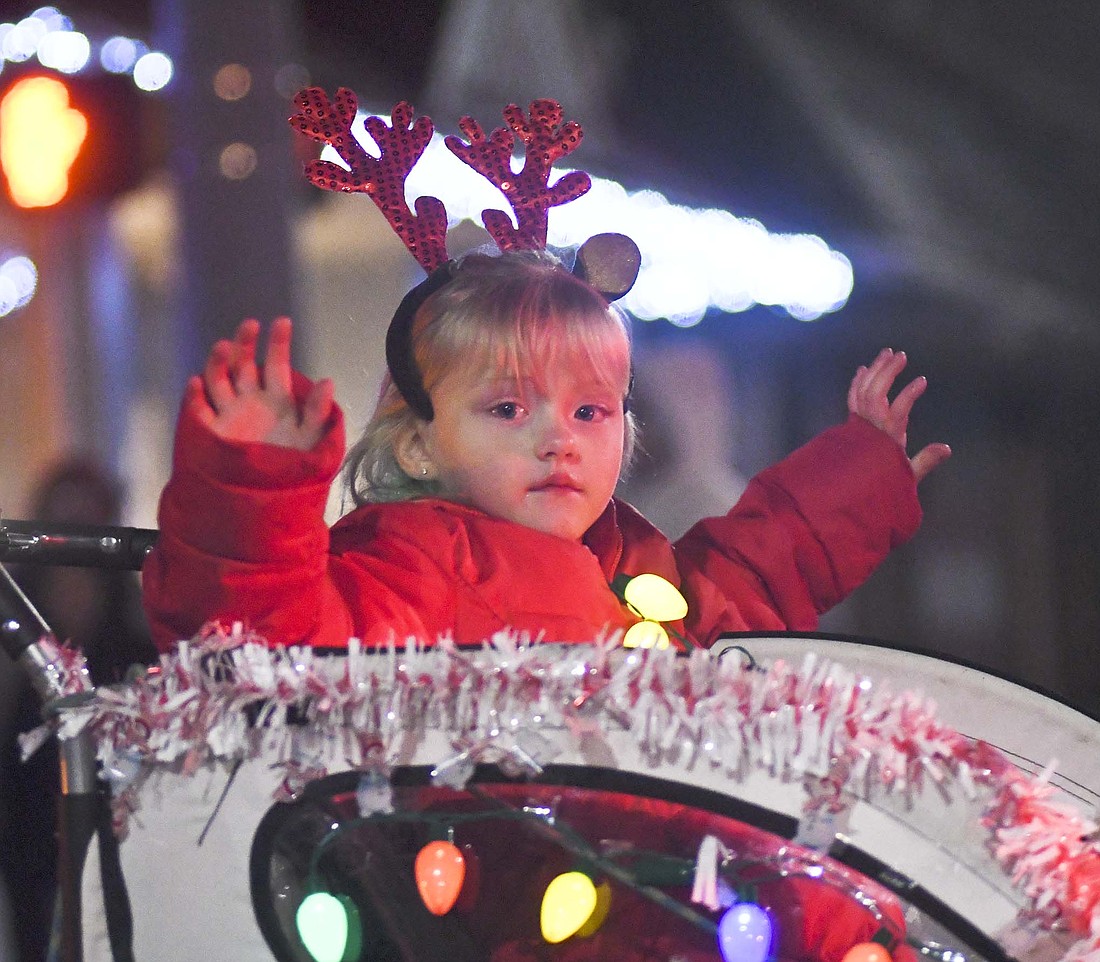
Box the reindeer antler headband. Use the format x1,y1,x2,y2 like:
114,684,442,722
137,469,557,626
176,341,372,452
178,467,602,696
289,88,641,419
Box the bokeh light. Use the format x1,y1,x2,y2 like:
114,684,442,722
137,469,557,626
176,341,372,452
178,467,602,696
1,8,170,92
100,36,141,74
218,141,258,180
2,19,42,62
274,62,310,100
132,51,172,91
0,255,39,317
36,29,89,73
213,62,251,101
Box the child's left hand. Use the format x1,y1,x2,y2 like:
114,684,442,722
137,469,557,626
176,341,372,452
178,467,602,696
848,348,951,483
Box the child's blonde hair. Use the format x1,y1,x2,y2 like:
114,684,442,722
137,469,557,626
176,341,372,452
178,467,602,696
345,249,638,505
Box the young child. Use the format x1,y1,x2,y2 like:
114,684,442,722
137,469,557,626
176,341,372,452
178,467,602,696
142,246,949,652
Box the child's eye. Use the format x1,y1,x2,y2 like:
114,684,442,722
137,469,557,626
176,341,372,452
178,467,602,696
575,404,608,423
490,401,521,420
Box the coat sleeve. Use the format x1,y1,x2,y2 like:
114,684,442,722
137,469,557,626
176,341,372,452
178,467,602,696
141,378,357,651
674,415,922,640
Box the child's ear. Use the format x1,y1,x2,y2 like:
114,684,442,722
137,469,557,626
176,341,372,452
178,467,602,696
394,424,438,480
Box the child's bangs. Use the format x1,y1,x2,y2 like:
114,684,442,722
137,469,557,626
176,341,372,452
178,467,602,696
421,271,631,396
478,309,629,394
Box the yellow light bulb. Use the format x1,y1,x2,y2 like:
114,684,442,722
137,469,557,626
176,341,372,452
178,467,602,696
623,620,670,649
574,880,612,938
540,871,598,944
623,573,688,622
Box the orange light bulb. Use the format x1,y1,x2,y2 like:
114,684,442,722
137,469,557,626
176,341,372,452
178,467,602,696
415,840,466,915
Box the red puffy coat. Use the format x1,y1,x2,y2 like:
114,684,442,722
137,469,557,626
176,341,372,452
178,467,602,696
142,397,920,651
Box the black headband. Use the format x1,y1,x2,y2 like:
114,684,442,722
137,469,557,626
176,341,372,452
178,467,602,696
384,234,641,422
384,261,456,421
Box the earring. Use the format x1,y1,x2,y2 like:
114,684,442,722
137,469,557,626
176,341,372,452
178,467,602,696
420,466,428,477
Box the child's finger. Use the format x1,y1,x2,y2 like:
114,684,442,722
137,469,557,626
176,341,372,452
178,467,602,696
847,365,868,412
263,317,294,394
850,349,895,413
910,442,952,483
885,375,927,434
860,348,893,382
204,340,238,410
864,348,907,400
301,378,334,442
185,375,216,428
232,319,261,392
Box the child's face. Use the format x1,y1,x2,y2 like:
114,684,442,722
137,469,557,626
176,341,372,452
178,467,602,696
418,358,626,541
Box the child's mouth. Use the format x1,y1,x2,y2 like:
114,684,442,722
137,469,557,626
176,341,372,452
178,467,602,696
530,474,582,493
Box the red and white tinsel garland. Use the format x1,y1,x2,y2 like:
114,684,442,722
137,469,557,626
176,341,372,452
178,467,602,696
57,623,1100,959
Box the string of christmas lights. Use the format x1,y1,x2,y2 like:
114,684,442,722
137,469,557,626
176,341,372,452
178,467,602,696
290,789,904,962
45,624,1100,960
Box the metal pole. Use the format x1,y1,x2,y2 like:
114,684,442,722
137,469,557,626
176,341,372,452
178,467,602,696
1,564,97,962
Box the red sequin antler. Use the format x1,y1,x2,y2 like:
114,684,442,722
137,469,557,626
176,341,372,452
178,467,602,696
445,99,592,251
289,88,449,272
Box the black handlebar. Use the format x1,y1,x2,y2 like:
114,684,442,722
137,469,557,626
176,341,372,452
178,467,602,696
0,520,158,571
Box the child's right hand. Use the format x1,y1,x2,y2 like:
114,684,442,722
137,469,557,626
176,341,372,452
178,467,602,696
187,317,334,450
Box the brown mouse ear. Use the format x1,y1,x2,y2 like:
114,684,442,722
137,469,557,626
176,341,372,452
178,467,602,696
572,232,642,301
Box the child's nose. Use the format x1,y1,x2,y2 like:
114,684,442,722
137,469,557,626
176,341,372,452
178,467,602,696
536,413,579,460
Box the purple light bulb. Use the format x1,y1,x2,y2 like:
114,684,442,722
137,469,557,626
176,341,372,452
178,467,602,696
717,902,773,962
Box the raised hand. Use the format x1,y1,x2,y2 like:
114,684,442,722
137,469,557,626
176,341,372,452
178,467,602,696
847,348,951,483
187,317,334,451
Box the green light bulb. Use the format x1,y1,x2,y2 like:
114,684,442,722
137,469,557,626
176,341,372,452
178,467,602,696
296,891,361,962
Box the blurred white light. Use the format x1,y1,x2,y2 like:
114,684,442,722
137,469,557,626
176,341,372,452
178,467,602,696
18,15,48,42
3,255,38,299
3,21,41,62
0,10,166,94
37,30,90,73
30,7,69,31
327,109,854,325
132,51,172,91
0,255,38,317
100,35,140,73
0,275,19,316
